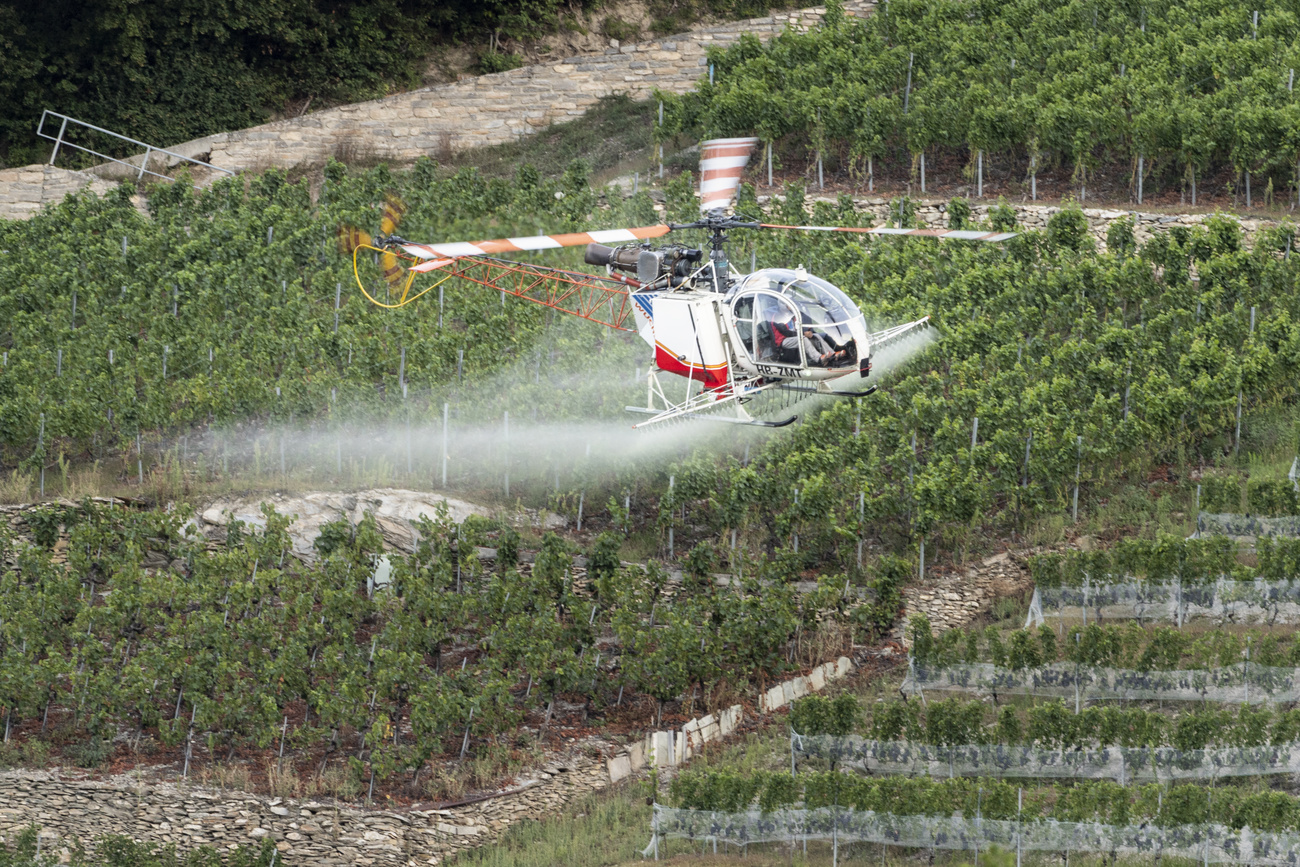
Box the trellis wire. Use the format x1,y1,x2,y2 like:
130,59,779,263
903,660,1300,704
649,806,1300,867
792,731,1300,783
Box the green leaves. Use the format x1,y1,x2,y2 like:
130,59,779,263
790,693,861,737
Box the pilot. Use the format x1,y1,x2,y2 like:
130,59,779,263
771,311,845,367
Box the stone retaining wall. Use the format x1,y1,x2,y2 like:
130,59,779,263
0,758,608,866
763,195,1290,251
0,165,115,222
898,552,1034,643
164,2,874,173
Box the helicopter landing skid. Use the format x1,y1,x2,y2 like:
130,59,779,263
625,370,792,429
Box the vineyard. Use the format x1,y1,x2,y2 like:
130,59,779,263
657,538,1300,865
5,8,1300,845
0,496,902,801
661,0,1300,204
3,161,1300,575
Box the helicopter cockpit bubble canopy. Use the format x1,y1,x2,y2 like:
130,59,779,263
725,268,870,376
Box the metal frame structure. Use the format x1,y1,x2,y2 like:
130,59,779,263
627,368,782,428
405,253,642,332
37,110,234,181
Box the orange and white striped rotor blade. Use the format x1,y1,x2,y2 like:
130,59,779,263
760,223,1018,242
403,225,672,272
699,137,759,214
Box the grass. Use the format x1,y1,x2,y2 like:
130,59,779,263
445,95,657,184
455,785,652,867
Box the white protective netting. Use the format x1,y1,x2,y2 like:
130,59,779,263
1198,512,1300,539
901,660,1300,704
791,732,1300,782
1024,578,1300,627
649,805,1300,866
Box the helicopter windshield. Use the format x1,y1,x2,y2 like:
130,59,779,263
735,269,860,326
730,269,862,368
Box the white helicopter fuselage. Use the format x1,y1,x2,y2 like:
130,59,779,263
630,268,873,392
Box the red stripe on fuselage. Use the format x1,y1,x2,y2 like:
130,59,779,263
654,346,729,389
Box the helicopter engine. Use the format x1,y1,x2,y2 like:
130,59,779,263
584,243,702,288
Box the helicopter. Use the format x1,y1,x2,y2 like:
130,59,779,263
345,138,1016,428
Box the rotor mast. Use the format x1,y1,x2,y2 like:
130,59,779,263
669,211,760,291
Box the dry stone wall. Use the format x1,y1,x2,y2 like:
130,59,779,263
897,551,1034,643
0,165,115,222
0,759,610,866
167,2,873,173
760,195,1291,252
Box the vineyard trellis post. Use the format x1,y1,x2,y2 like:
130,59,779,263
441,402,449,487
1072,435,1082,522
1016,787,1023,867
37,412,45,497
857,491,865,569
793,487,800,553
904,52,914,115
658,101,664,179
668,474,675,558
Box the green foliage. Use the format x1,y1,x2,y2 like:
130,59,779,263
496,526,520,569
671,0,1300,197
23,507,65,550
987,199,1018,233
1028,536,1239,587
313,517,355,557
1107,216,1137,257
790,693,860,737
477,51,525,75
0,501,828,772
587,532,622,584
95,836,276,867
673,772,1300,834
0,2,446,166
1046,206,1092,253
947,198,972,230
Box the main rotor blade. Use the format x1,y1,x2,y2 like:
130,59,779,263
699,137,759,214
402,225,671,271
760,223,1017,242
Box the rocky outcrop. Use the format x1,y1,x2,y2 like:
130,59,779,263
197,489,491,560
